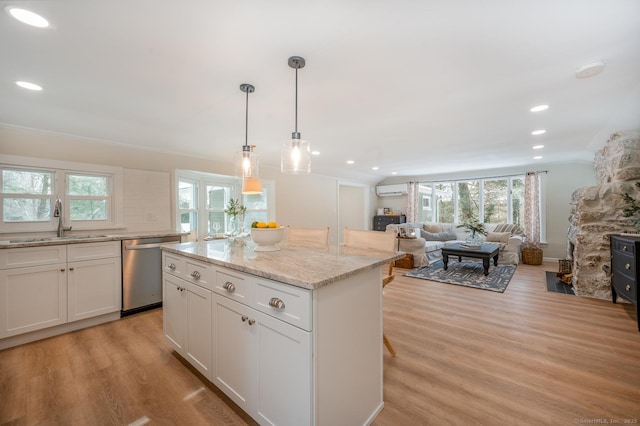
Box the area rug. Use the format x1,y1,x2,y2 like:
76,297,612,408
404,260,516,293
545,271,575,295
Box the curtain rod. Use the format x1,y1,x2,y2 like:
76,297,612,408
418,170,547,184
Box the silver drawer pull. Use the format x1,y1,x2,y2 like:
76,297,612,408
626,285,631,291
241,315,248,322
248,319,255,326
169,263,176,270
625,263,631,270
223,281,236,292
191,271,201,279
269,297,285,309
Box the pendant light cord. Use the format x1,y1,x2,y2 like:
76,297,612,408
245,88,249,148
294,66,298,135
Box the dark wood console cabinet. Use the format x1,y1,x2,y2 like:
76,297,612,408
610,234,640,331
373,215,406,231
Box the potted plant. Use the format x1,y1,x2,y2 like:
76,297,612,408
457,218,487,246
224,198,247,236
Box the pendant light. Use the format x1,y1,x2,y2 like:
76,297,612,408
281,56,311,174
233,83,263,194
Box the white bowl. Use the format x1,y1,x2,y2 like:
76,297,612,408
250,227,284,251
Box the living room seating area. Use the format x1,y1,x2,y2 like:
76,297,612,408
386,222,524,268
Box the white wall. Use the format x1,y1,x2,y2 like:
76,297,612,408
375,162,597,259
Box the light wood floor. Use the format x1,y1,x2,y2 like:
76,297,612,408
2,261,640,425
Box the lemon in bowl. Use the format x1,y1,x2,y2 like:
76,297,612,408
250,222,284,251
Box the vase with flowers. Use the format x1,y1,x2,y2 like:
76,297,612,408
224,198,247,237
457,218,487,247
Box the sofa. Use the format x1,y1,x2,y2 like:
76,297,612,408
386,222,524,268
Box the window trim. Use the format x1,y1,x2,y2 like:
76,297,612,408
0,154,124,233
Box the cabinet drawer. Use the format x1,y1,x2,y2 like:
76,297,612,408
613,274,637,302
163,252,186,278
67,241,120,262
214,269,256,304
184,258,212,290
612,253,636,281
255,278,311,331
612,239,636,255
0,245,66,269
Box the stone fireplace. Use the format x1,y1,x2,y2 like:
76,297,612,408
567,130,640,300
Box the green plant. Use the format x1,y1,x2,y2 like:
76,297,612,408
224,198,246,217
622,181,640,231
456,218,487,237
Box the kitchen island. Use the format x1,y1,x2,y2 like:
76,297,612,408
161,238,403,426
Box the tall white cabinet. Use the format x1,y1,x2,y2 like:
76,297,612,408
162,248,384,426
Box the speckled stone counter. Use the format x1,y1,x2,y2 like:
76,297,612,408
161,238,404,290
0,231,185,248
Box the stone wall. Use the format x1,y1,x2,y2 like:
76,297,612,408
567,130,640,299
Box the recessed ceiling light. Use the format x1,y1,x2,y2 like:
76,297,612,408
575,61,605,79
533,156,543,160
346,160,354,165
531,129,546,135
391,172,397,175
6,7,49,28
311,150,320,156
16,81,43,91
532,145,544,150
372,166,379,171
530,104,549,113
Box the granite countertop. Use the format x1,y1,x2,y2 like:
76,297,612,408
0,230,186,248
162,239,404,290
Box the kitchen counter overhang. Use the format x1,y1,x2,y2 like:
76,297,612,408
161,239,404,290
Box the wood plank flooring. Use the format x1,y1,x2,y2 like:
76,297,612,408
1,261,640,425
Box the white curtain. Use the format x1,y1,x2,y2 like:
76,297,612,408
407,182,418,223
524,172,540,248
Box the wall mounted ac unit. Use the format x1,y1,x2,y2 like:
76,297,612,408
375,184,407,197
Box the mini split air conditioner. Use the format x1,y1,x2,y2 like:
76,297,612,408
375,184,408,197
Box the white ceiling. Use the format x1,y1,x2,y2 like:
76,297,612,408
2,0,640,182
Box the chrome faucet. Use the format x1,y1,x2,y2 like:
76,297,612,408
53,199,72,237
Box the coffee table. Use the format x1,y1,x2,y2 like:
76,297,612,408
441,242,500,276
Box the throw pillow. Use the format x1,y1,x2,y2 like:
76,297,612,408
493,223,524,235
420,230,457,241
486,231,511,243
423,222,443,233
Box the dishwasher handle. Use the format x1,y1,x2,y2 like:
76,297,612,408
124,243,164,250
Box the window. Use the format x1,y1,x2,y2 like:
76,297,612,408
1,167,54,222
419,174,525,226
1,156,123,232
175,170,275,240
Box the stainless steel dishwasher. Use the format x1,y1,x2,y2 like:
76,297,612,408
121,235,181,316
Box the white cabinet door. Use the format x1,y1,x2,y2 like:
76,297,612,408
212,294,256,414
255,309,312,426
163,274,186,353
0,263,67,338
185,281,212,379
67,257,122,322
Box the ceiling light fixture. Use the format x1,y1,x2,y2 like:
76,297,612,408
372,166,379,171
6,7,49,28
234,83,262,195
281,56,311,175
531,129,546,135
532,145,544,150
530,104,549,113
575,60,605,79
346,160,354,165
15,80,43,91
534,156,543,160
311,150,320,156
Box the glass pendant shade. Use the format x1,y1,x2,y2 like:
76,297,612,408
236,83,263,194
281,137,311,174
234,147,259,179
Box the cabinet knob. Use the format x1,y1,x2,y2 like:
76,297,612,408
223,281,235,292
623,246,628,251
269,297,285,309
60,268,65,272
191,271,201,280
248,319,255,326
625,263,631,270
626,285,631,291
69,267,74,271
169,263,176,270
241,315,248,322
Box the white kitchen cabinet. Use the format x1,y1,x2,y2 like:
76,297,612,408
163,260,212,379
212,294,312,426
0,242,122,344
0,262,67,338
